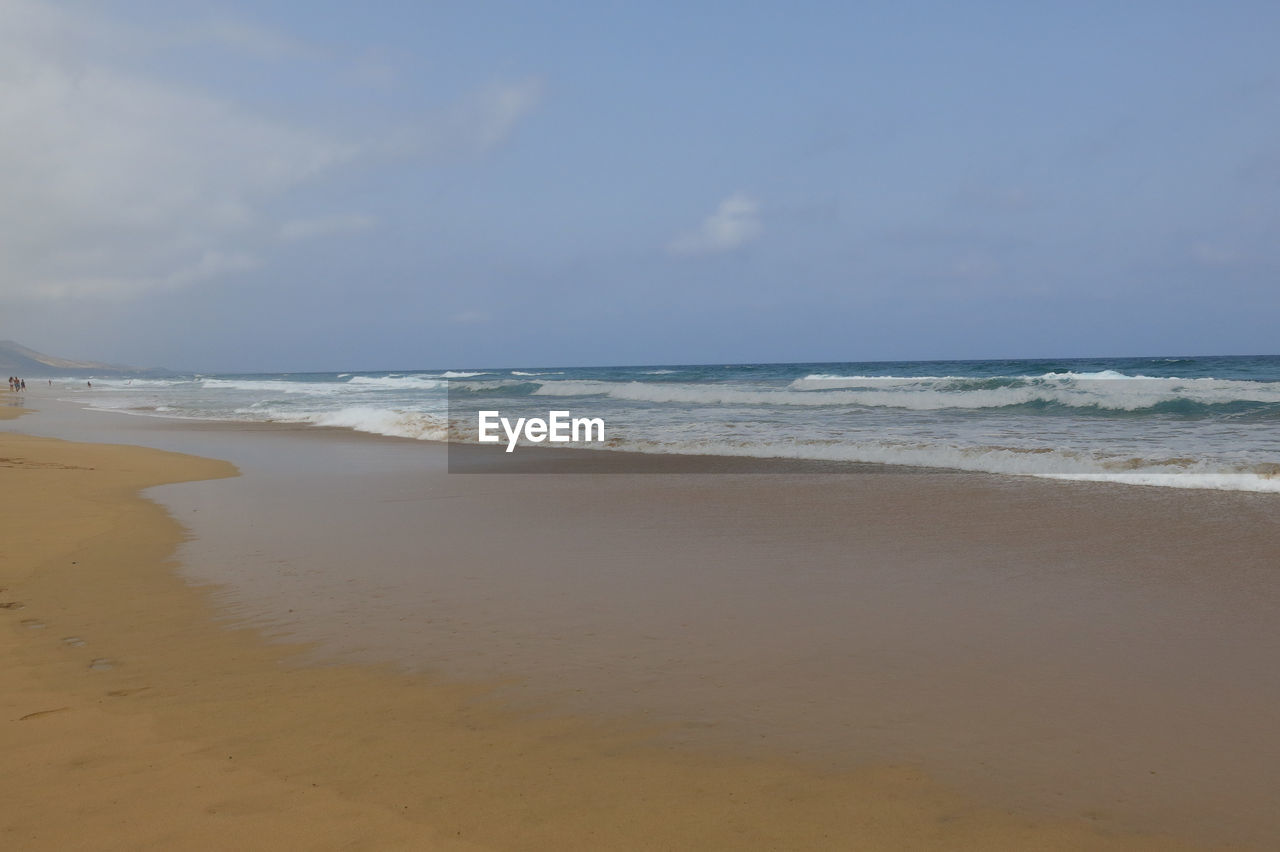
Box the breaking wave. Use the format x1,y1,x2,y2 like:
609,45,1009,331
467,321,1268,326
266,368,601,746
526,373,1280,413
57,356,1280,493
240,405,450,442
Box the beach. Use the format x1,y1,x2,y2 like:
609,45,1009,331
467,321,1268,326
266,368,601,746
7,0,1276,845
3,397,1277,848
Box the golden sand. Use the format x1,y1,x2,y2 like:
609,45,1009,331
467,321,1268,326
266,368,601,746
0,419,1194,849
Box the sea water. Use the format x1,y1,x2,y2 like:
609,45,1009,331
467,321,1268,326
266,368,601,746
56,354,1280,491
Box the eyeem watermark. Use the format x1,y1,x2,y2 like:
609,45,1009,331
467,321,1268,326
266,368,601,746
477,410,605,452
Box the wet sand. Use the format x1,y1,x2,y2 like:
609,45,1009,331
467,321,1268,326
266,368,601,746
3,398,1274,848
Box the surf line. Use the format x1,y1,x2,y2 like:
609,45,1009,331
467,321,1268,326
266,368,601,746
477,410,605,452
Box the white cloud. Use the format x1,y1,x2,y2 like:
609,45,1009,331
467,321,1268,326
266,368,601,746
377,77,545,160
0,1,358,301
668,193,763,256
451,78,545,153
0,2,544,302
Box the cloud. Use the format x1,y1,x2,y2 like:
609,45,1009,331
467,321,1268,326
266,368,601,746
668,193,763,256
378,77,545,160
0,2,544,303
0,1,359,301
451,78,545,153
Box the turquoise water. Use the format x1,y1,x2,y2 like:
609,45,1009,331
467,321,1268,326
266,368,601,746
58,354,1280,490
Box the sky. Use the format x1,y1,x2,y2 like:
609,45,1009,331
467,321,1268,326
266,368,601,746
1,0,1278,371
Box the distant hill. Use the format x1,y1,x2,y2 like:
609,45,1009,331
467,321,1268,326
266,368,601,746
0,340,169,377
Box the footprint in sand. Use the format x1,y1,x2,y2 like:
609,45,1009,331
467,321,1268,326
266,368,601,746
62,636,86,647
0,601,25,610
107,687,151,697
89,658,115,671
20,619,46,629
19,707,70,721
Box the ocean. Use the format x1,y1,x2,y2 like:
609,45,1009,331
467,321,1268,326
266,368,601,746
55,354,1280,492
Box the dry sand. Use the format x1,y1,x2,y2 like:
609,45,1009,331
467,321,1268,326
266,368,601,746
0,404,1202,849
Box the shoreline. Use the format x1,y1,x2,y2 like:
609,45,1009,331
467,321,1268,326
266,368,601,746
29,388,1280,492
0,399,1267,848
38,351,1280,495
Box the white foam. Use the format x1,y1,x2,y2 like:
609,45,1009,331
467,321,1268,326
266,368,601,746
799,373,938,382
577,433,1280,492
1040,472,1280,493
53,377,195,389
534,378,1261,410
200,378,347,395
1057,370,1147,380
782,374,1280,410
253,405,450,442
798,370,1166,385
344,375,447,389
54,365,1280,495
